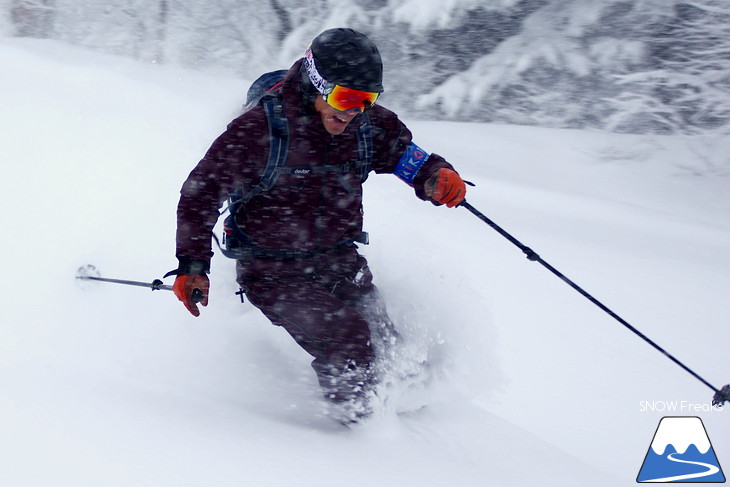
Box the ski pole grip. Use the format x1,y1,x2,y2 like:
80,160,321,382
191,288,204,304
712,384,730,407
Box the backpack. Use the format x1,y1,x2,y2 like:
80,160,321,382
217,70,373,260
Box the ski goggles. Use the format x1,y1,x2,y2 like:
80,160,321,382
323,84,379,112
304,47,380,112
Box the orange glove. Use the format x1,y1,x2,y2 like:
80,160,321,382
427,168,466,208
173,274,209,317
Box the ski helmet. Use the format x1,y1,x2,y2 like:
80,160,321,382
308,28,384,93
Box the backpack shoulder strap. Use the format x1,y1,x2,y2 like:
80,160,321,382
239,93,289,204
356,111,373,181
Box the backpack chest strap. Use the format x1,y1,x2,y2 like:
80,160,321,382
279,159,368,175
278,160,367,195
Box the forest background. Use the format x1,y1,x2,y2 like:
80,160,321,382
2,0,729,140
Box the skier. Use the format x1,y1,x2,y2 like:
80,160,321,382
171,28,466,422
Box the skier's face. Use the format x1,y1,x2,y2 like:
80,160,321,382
314,95,359,135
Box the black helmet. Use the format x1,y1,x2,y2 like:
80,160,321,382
309,28,384,93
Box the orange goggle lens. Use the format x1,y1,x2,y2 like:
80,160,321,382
324,85,379,112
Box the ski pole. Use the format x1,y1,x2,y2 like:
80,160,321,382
76,265,203,303
77,274,172,291
458,200,730,407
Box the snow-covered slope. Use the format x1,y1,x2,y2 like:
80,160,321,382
1,38,728,487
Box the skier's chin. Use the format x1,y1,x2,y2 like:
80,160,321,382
322,114,352,135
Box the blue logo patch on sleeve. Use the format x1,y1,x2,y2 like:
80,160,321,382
394,142,430,185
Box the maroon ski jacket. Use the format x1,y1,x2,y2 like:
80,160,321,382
175,59,455,268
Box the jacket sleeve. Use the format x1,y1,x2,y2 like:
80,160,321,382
368,106,457,201
175,112,266,267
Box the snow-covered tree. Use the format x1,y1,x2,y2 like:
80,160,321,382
415,0,730,135
605,0,730,134
0,0,11,35
48,0,169,62
416,1,666,127
3,0,729,135
337,0,538,112
163,0,282,74
9,0,55,37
